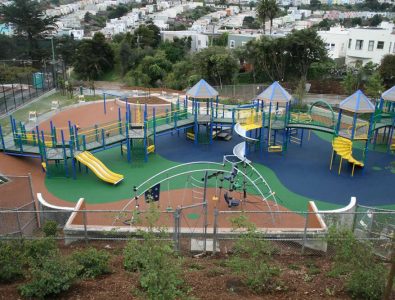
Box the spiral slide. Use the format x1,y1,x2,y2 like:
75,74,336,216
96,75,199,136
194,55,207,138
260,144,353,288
232,123,259,162
75,151,124,185
332,137,363,176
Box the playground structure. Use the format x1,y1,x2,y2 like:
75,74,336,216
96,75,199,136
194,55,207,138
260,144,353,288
0,80,394,184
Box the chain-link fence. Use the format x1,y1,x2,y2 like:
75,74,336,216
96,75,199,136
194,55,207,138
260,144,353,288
0,71,56,115
0,175,38,237
0,205,393,259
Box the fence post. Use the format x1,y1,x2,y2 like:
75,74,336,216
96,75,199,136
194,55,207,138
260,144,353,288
27,173,40,228
383,234,395,300
173,208,180,252
301,211,309,255
16,208,23,238
82,209,88,244
213,209,218,255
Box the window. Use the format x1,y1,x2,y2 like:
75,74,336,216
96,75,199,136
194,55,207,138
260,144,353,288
229,40,235,48
377,41,384,49
355,40,363,50
368,40,374,51
390,42,392,52
331,43,335,50
241,41,246,46
348,38,352,49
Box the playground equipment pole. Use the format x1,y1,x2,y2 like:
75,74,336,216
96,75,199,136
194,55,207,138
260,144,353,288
153,107,156,152
194,102,198,145
41,131,48,177
125,109,131,163
144,104,148,163
118,107,122,135
60,130,69,177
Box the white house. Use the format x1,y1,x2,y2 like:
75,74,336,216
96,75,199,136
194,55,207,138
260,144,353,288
318,27,349,60
346,22,395,65
161,31,208,52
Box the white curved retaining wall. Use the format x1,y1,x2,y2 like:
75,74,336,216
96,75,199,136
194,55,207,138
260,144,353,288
318,197,357,230
37,193,76,227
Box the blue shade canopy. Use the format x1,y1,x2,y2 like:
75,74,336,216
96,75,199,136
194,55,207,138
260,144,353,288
255,81,292,103
186,79,219,99
381,86,395,102
339,90,375,113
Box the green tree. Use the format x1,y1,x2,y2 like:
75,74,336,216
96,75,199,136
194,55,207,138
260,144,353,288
119,39,133,76
342,70,360,94
164,59,194,90
159,37,191,63
135,51,172,86
193,46,239,87
212,32,228,47
256,0,270,34
369,14,382,26
379,54,395,87
310,0,321,9
364,72,384,99
107,4,128,19
245,37,289,81
133,23,161,49
1,0,58,60
73,32,114,80
286,29,327,80
266,0,279,35
56,35,80,67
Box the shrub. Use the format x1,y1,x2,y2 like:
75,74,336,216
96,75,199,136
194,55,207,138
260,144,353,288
327,228,387,299
19,256,81,298
346,264,386,300
42,220,58,237
72,248,111,278
124,232,184,300
227,215,280,293
0,241,25,283
23,238,58,262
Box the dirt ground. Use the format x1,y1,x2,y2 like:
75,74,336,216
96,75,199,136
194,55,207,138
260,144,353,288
0,241,353,300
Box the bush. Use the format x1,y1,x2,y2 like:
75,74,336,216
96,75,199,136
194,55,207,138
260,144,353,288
124,232,184,300
346,264,386,300
227,215,280,293
327,228,387,299
0,241,25,283
42,220,58,237
72,248,111,278
23,238,58,262
19,256,81,298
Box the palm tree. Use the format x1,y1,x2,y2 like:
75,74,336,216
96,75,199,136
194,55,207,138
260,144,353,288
267,0,280,35
256,0,270,35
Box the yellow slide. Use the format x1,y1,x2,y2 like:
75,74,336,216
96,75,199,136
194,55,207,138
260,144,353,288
331,137,363,176
75,151,124,185
391,144,395,151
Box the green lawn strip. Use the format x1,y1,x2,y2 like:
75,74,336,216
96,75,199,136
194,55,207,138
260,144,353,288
0,92,103,135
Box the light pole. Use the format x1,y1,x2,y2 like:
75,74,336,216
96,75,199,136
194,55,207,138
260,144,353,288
51,37,57,88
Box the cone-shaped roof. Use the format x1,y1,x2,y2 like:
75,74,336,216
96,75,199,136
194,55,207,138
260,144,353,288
255,81,292,103
381,86,395,102
339,90,375,113
186,79,218,99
